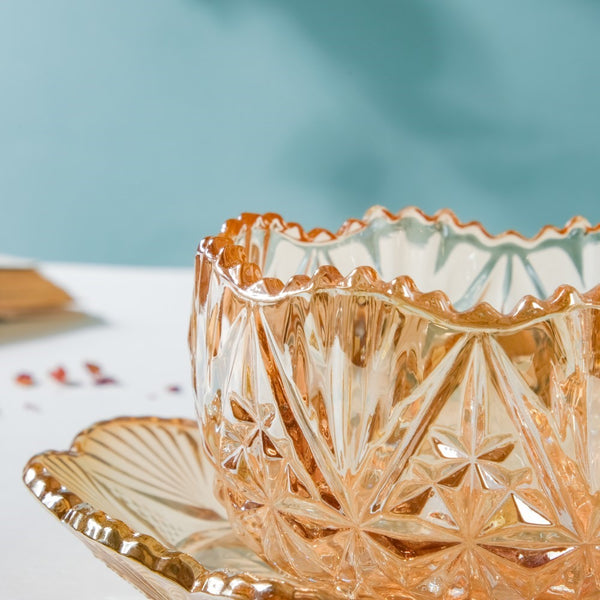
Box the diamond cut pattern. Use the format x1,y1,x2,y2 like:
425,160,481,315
193,261,600,599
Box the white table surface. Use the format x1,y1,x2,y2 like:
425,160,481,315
0,262,198,600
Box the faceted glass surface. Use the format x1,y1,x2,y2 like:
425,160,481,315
190,208,600,599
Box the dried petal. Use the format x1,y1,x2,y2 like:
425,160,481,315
15,373,35,386
50,366,68,384
84,362,101,376
95,376,117,386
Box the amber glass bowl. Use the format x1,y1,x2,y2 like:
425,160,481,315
190,207,600,599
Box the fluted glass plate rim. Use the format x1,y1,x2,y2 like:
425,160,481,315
22,415,327,600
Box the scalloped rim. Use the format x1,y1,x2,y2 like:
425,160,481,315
197,206,600,329
22,416,324,600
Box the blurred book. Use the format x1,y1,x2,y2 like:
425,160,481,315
0,255,72,319
0,256,101,343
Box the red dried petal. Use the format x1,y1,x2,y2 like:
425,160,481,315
50,366,68,384
15,373,35,386
84,362,101,375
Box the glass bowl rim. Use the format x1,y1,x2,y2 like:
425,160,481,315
196,206,600,329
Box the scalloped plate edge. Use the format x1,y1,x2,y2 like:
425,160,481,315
22,416,323,600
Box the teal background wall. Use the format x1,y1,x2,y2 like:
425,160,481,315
2,1,600,266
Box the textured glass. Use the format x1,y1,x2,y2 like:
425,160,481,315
23,417,326,600
191,207,600,599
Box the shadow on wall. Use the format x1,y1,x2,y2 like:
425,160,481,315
201,0,544,223
199,0,600,236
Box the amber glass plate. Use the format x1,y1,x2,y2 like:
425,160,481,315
23,416,328,600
